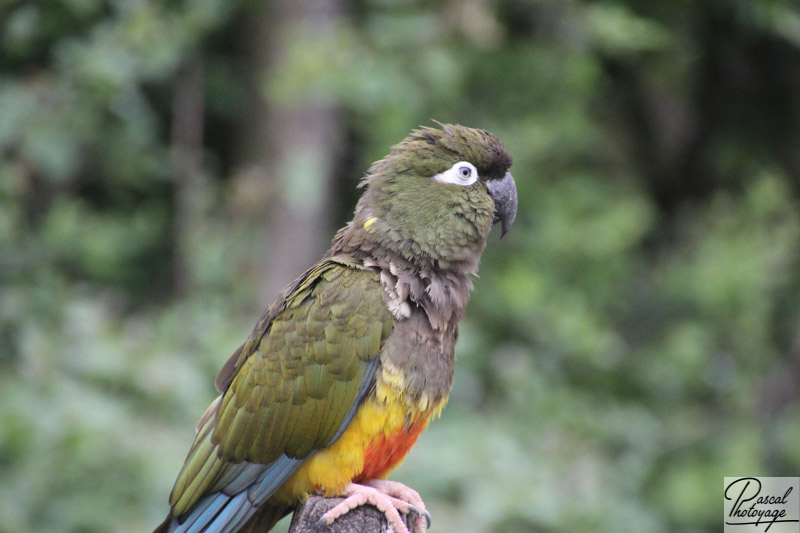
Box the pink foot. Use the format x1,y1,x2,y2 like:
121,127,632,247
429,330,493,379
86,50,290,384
317,481,430,533
366,480,430,533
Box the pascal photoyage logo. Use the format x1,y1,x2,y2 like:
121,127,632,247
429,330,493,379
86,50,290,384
724,477,800,532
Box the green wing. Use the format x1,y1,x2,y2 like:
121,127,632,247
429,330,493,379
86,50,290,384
168,258,394,519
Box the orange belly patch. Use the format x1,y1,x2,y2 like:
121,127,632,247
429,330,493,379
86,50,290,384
356,415,430,482
274,362,447,503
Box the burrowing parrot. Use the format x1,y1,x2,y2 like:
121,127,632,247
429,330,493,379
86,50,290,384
154,124,516,533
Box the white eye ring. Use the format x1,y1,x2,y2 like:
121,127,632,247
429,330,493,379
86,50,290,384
433,161,479,186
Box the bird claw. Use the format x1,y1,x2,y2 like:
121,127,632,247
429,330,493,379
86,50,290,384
315,482,429,533
422,509,432,529
365,479,430,533
404,504,432,529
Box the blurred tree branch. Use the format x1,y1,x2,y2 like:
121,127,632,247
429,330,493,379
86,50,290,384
172,59,206,296
234,0,344,301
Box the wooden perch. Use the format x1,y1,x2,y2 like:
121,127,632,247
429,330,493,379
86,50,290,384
289,495,417,533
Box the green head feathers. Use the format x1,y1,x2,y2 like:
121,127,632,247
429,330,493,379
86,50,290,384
363,124,513,184
333,124,517,272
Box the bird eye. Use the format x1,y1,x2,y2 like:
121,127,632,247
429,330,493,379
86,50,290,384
433,161,478,187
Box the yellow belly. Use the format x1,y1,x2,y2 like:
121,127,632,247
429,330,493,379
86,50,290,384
273,362,446,502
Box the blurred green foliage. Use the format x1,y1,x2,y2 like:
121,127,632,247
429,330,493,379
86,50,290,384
2,1,800,532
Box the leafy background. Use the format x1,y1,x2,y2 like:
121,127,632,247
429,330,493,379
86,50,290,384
2,1,800,532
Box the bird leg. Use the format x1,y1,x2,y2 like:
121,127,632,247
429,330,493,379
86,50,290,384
366,479,430,532
317,480,430,533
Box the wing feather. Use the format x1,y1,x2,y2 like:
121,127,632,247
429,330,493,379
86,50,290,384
167,258,393,523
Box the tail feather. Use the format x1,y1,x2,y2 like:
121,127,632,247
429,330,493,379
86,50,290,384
154,456,305,532
154,492,250,533
153,493,291,533
153,516,173,533
238,505,292,533
181,492,231,533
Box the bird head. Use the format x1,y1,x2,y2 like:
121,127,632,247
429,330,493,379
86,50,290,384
337,123,516,272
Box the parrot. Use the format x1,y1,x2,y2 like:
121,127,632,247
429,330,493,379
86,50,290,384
154,123,517,533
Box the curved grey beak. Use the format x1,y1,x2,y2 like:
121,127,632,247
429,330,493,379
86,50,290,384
487,171,517,237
